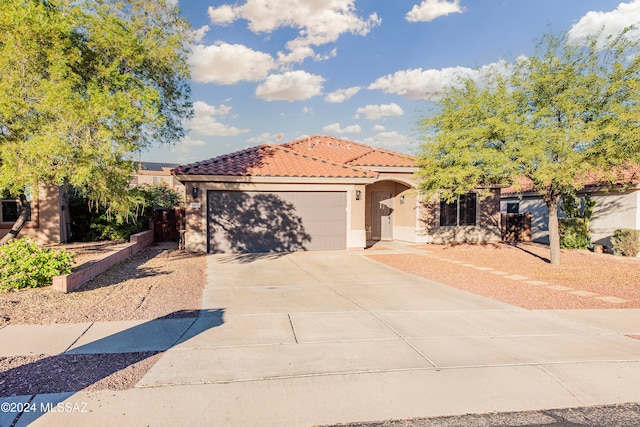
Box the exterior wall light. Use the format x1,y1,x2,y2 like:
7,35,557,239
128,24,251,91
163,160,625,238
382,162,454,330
192,186,199,199
355,190,362,201
400,195,405,204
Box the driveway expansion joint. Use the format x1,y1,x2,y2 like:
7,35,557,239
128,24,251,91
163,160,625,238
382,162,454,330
287,256,442,371
287,313,299,344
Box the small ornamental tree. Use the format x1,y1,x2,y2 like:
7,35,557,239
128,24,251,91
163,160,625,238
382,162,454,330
559,193,595,249
0,0,193,244
416,29,640,264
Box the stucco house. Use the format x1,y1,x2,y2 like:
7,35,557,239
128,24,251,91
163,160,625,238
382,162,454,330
0,163,185,245
173,135,502,254
500,171,640,247
131,161,185,194
0,184,71,245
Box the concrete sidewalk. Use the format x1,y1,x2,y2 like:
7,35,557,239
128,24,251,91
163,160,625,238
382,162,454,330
2,249,640,426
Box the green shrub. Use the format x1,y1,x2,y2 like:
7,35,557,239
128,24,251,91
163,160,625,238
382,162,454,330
0,238,75,291
559,218,589,249
69,184,184,242
611,228,640,257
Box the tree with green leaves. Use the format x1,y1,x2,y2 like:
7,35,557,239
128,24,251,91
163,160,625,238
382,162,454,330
416,29,640,265
0,0,193,244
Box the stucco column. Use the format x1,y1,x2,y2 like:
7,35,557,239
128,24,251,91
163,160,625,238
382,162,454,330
184,182,207,253
347,185,366,249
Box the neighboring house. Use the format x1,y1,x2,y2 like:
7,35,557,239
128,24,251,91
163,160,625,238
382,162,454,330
501,172,640,247
0,162,183,246
0,184,71,245
172,135,502,254
131,161,185,193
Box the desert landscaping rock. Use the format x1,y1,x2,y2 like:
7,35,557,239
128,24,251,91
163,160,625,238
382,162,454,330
0,244,206,397
368,242,640,310
0,352,162,397
0,245,206,325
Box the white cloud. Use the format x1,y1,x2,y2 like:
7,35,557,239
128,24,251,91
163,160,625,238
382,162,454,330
189,42,276,84
568,1,640,44
192,101,232,117
322,123,362,134
372,124,386,131
363,131,409,149
208,0,381,65
186,101,250,136
247,132,283,144
168,136,206,163
176,136,205,147
208,5,236,25
368,67,472,100
406,0,465,23
368,60,512,101
355,103,404,120
255,70,325,101
325,86,361,103
302,107,313,114
192,25,210,43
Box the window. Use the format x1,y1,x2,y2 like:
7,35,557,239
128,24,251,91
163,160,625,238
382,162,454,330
1,200,20,223
506,202,520,214
1,199,31,224
439,193,476,226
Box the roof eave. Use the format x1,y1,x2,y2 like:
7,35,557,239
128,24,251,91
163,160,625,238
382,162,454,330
366,166,418,173
173,174,378,185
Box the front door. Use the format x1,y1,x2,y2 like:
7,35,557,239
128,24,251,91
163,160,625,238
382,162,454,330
372,192,393,241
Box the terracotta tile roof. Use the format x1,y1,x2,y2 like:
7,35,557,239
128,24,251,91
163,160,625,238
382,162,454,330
284,135,415,167
172,144,377,179
345,149,415,168
501,165,640,195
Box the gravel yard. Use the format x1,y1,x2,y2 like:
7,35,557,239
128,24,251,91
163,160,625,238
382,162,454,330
368,242,640,310
0,244,206,398
0,244,206,325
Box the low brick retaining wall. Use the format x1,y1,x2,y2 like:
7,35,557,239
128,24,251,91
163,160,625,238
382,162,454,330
52,230,154,293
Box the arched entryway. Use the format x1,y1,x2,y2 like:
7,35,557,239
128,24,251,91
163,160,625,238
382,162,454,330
365,180,412,244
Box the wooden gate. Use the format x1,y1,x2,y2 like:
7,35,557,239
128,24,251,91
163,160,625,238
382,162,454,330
501,213,532,242
153,208,185,243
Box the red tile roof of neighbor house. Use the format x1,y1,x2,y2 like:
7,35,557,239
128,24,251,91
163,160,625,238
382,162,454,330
501,164,640,195
172,144,378,179
284,135,415,167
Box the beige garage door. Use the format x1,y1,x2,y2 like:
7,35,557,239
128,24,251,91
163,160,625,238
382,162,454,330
207,191,347,253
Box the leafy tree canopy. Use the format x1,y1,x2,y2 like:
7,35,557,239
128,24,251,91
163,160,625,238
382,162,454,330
416,29,640,264
0,0,193,219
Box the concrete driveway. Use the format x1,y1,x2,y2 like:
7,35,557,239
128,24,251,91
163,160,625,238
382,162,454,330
27,249,640,426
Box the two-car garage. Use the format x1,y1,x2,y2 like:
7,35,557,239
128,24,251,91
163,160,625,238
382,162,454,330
207,191,347,253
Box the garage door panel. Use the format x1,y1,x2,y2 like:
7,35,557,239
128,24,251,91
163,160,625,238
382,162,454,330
208,191,346,253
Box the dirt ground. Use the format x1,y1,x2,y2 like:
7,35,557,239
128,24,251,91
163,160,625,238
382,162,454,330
0,244,206,325
368,242,640,310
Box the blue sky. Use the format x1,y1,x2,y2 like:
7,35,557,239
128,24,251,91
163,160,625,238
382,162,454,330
144,0,639,164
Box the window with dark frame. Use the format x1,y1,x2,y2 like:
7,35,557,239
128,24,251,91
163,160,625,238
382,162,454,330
506,202,519,214
1,200,31,223
439,193,477,226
